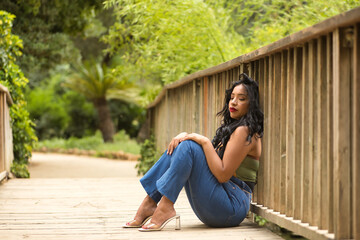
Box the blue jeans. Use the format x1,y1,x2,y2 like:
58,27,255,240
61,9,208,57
140,140,252,227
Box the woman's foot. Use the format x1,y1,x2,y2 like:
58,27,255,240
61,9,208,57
124,195,157,227
141,196,177,230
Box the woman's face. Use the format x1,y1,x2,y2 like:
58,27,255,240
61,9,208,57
229,84,250,120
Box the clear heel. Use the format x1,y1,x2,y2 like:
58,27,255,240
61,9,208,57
175,215,181,230
123,216,152,228
139,215,181,231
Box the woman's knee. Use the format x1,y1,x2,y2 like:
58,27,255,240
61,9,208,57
179,140,202,153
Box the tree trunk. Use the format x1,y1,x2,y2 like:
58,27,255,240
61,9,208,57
92,97,115,142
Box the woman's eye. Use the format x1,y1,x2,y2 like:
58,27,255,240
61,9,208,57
239,98,246,101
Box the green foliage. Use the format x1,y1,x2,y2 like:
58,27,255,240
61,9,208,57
26,71,97,139
136,134,161,176
64,59,139,102
0,11,37,178
0,0,106,85
96,130,140,154
26,63,144,141
103,0,359,105
109,100,145,138
26,75,70,139
61,90,98,138
103,0,241,105
63,59,142,142
36,130,140,155
207,0,360,54
10,162,30,178
255,215,268,226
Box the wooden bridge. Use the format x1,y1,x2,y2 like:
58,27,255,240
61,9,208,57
146,7,360,240
0,178,283,240
1,7,360,240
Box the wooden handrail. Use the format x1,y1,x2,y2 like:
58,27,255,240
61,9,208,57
0,84,13,106
148,7,360,109
146,7,360,240
0,84,13,182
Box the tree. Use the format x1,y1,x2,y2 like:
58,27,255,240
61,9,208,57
0,0,106,86
206,0,360,54
104,0,360,103
64,59,139,142
103,0,242,104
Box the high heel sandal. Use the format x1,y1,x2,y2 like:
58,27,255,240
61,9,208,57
122,216,152,228
138,215,181,231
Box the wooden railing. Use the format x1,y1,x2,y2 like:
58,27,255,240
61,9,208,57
0,84,13,182
146,7,360,240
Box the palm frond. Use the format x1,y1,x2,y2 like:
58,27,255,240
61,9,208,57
64,60,139,103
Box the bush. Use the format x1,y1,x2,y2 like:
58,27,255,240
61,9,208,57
10,162,30,178
35,130,141,155
0,11,37,178
136,134,161,176
26,71,98,140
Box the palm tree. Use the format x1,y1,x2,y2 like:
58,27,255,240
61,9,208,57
64,60,139,142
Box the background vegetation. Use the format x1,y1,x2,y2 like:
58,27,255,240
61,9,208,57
0,0,359,177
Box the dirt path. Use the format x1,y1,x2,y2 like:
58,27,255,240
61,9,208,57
28,152,138,178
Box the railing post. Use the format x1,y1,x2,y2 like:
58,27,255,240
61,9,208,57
0,84,13,182
332,27,352,239
352,23,360,240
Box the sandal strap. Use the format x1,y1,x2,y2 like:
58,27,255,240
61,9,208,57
142,223,159,229
126,219,140,226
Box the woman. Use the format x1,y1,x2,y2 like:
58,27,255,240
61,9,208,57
124,73,264,231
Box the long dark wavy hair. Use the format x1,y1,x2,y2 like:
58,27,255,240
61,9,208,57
212,73,264,159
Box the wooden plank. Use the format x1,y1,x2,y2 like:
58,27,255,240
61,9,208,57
273,53,281,212
301,44,312,223
308,40,316,226
293,47,303,221
251,204,335,240
264,57,274,208
300,43,311,224
285,48,295,218
279,50,288,214
0,178,284,240
271,54,278,211
317,36,328,230
263,57,270,208
0,84,13,105
326,33,334,234
257,59,265,205
0,171,7,182
332,27,352,239
211,75,217,136
352,23,360,240
0,94,5,173
199,78,204,135
203,77,209,137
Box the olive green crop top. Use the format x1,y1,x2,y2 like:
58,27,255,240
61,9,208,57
235,156,259,183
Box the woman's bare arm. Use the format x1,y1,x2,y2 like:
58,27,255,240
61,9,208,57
181,126,254,183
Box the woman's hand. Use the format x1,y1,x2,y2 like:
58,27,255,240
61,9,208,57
167,132,188,155
180,133,209,146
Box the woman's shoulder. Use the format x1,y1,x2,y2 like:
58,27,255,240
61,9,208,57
230,126,250,140
233,125,250,135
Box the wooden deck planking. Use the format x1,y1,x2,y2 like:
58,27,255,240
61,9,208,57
0,178,283,240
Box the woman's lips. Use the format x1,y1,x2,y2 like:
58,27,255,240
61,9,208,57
229,107,237,112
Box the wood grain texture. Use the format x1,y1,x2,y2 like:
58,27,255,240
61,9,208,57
0,178,283,240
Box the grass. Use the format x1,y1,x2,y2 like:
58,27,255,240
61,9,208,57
35,130,141,155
